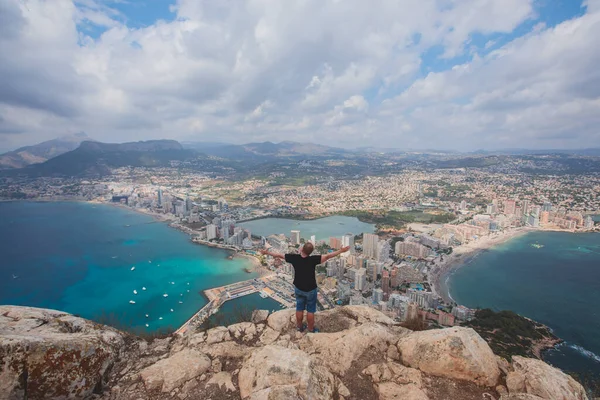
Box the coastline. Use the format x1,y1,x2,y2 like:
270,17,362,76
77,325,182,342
429,227,534,303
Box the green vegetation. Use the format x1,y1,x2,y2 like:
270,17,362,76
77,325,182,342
464,309,559,361
0,191,27,199
340,209,455,230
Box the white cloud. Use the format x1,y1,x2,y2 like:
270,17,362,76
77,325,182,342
1,0,598,151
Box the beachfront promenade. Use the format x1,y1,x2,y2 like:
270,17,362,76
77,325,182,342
175,274,295,335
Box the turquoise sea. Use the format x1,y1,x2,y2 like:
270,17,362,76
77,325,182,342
448,231,600,377
239,215,375,241
0,201,268,333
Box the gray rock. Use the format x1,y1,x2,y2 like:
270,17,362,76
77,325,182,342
0,306,125,400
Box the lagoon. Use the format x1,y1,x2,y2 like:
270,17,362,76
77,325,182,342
238,215,375,242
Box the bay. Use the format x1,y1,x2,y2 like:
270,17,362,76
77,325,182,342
0,201,259,333
239,215,375,242
448,231,600,376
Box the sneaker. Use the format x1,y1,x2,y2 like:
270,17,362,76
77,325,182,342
308,327,319,333
297,324,307,332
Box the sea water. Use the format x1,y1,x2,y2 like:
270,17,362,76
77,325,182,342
448,231,600,376
0,201,260,333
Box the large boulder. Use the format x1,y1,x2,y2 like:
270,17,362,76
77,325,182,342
238,345,335,400
0,306,125,400
251,310,270,324
506,356,588,400
299,322,403,375
266,309,296,332
140,349,211,393
397,326,500,387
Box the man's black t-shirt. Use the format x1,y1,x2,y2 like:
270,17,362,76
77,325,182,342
284,254,321,292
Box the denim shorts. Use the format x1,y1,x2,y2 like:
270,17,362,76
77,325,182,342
295,287,317,313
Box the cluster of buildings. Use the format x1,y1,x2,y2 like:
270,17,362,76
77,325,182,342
260,228,474,327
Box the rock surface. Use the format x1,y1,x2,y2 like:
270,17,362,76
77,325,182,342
397,326,501,387
376,382,429,400
238,345,335,400
0,305,588,400
139,349,211,392
0,306,125,400
506,356,588,400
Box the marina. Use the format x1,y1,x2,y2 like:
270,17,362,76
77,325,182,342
175,274,295,335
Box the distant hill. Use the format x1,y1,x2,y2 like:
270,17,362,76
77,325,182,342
15,139,194,177
0,132,93,169
190,141,349,161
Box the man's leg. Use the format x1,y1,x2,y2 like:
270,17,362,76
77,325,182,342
307,312,315,331
296,311,304,329
306,289,318,332
295,288,307,330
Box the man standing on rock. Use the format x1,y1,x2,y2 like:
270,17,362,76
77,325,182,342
260,242,350,333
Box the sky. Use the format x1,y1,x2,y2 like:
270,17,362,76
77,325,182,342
0,0,599,152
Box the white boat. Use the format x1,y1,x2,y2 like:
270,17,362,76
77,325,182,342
187,282,190,285
145,324,149,327
148,260,152,263
180,293,183,296
12,274,18,279
163,293,168,297
129,300,136,304
159,317,163,320
131,266,136,271
187,290,190,293
142,287,147,291
170,309,174,312
145,314,149,318
133,290,138,295
171,282,175,285
179,301,183,304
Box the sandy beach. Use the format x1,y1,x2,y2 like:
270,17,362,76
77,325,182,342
429,227,534,303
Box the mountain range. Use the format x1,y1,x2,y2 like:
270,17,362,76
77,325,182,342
13,140,193,177
0,132,92,169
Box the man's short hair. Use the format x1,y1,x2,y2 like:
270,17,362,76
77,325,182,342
302,242,314,255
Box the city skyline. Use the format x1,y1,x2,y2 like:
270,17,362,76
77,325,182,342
1,0,599,152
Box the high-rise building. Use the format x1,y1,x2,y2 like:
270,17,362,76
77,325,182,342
486,204,494,214
157,189,163,207
337,280,351,301
503,200,516,215
390,267,398,289
355,268,367,291
395,241,430,258
291,230,300,245
540,211,550,225
460,200,467,211
522,200,530,215
363,233,379,259
185,197,193,213
377,241,391,262
372,288,384,304
382,270,390,297
542,202,552,212
406,303,419,320
342,233,355,253
584,216,594,229
329,237,341,249
206,224,217,240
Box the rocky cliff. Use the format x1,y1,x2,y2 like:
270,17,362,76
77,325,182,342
0,305,589,400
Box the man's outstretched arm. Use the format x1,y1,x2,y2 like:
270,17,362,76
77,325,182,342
259,248,285,260
320,246,350,264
